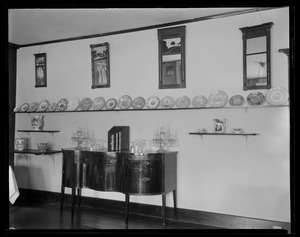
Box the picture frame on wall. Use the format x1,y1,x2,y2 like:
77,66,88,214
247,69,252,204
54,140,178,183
34,53,47,87
90,42,110,88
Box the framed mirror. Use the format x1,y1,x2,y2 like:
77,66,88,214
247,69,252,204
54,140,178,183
90,42,110,88
240,22,273,90
158,26,186,89
34,53,47,87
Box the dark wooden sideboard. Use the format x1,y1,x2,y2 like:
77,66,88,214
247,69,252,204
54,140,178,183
61,148,178,226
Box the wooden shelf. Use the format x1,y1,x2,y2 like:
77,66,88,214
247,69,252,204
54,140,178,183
189,132,258,136
13,105,289,114
17,129,60,133
11,149,62,155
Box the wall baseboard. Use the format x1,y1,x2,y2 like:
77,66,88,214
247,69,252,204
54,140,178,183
17,188,290,233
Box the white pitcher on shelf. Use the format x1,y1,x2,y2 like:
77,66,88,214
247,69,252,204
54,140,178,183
31,115,44,130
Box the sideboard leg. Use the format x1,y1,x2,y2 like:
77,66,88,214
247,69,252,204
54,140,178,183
71,187,76,221
162,193,166,226
125,193,130,226
173,190,178,221
77,188,82,206
60,186,65,212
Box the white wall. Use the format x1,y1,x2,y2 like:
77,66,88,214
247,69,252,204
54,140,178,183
14,7,290,222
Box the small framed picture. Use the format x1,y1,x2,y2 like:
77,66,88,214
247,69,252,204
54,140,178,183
213,119,227,133
90,42,110,89
34,53,47,87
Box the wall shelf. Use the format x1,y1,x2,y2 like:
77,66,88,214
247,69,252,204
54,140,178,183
17,129,60,133
11,149,62,155
13,105,289,114
189,132,258,136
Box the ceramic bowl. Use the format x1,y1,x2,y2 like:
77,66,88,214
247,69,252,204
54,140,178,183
232,128,243,134
37,143,49,151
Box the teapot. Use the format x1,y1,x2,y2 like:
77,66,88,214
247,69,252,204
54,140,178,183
31,115,44,130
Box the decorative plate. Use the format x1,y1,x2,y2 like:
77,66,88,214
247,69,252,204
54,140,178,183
78,97,93,111
229,95,245,106
132,97,146,109
92,97,106,110
28,102,39,112
105,98,117,110
175,96,191,108
208,90,228,107
192,95,208,107
118,95,132,110
20,103,30,112
13,106,20,112
247,92,265,106
265,87,289,105
47,103,57,111
146,96,160,109
37,100,50,111
56,98,68,111
160,96,175,109
67,98,80,111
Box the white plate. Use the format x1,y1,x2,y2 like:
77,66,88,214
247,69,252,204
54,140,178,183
105,98,117,110
28,102,39,112
92,97,106,110
146,96,160,109
175,96,191,108
247,92,265,106
47,103,57,111
56,98,68,111
20,103,29,112
160,96,175,109
132,97,146,109
266,87,289,105
192,95,207,107
79,97,93,111
208,90,228,107
37,100,50,111
118,95,132,109
13,106,20,112
67,98,80,111
229,95,244,106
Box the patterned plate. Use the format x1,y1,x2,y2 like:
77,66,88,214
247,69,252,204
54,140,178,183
28,102,39,112
79,97,93,111
229,95,245,106
146,96,160,109
175,96,191,108
247,92,265,106
132,97,146,109
92,97,106,110
56,98,68,111
47,103,57,111
67,98,80,111
265,87,289,105
192,95,207,107
37,100,50,111
105,98,117,110
160,96,175,109
20,103,30,112
118,95,132,109
208,90,228,107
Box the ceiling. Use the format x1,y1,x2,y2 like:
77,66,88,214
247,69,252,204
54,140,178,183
8,8,261,46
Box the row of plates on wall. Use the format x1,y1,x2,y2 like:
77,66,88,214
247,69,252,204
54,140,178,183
14,87,289,112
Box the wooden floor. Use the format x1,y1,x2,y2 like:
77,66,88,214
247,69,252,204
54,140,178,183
8,199,222,233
